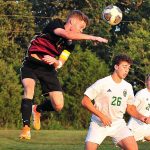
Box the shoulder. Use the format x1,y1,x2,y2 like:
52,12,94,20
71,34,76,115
51,18,64,26
47,18,64,26
136,88,146,96
96,75,110,83
42,19,64,34
92,75,111,88
102,75,112,82
122,80,133,88
85,76,109,93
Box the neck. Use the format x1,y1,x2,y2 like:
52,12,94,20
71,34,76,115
147,88,150,92
111,72,122,83
64,23,71,31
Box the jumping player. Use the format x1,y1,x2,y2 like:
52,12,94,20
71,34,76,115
19,10,108,139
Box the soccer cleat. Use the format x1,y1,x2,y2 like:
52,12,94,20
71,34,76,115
32,105,41,130
19,125,31,140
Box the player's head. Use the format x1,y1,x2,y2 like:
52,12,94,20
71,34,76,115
112,54,133,79
66,10,89,33
145,73,150,90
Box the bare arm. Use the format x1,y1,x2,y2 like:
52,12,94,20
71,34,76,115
144,117,150,124
42,55,66,69
126,104,146,122
54,28,108,43
81,95,112,126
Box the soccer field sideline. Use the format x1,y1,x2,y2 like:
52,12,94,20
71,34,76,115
0,130,149,150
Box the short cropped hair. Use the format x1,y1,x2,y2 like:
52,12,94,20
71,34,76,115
112,54,133,66
66,10,89,26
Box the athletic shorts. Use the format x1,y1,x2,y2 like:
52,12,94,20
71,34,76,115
130,125,150,141
20,57,62,94
128,117,150,141
85,119,133,145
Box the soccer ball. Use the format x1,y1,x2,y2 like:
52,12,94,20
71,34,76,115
102,5,123,25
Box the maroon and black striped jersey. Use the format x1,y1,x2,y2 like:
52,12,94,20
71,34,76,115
27,19,75,57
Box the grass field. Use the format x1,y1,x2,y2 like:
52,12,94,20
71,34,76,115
0,130,149,150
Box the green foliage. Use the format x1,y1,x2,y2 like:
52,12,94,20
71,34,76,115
29,0,114,25
0,0,35,66
0,60,22,128
0,0,35,128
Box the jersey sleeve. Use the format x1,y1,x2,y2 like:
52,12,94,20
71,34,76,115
127,84,135,105
42,19,64,35
43,19,75,52
133,91,142,107
84,80,101,101
63,40,75,52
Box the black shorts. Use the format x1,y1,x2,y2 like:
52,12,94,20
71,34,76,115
20,57,62,94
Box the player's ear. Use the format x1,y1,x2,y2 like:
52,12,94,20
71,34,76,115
114,64,118,70
70,18,76,25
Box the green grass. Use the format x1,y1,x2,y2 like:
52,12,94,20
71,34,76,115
0,130,149,150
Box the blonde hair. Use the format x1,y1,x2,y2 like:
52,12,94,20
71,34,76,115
66,10,89,26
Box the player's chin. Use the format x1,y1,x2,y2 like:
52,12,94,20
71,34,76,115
122,74,127,79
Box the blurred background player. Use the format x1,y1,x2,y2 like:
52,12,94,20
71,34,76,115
128,74,150,142
81,54,147,150
19,10,108,139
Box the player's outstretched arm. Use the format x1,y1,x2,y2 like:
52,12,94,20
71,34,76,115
54,28,108,43
144,117,150,124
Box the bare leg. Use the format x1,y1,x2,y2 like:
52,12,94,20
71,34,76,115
21,78,35,126
144,136,150,141
117,136,138,150
48,91,64,112
85,141,99,150
22,78,35,99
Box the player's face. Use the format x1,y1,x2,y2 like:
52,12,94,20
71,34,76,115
70,18,86,33
115,61,131,79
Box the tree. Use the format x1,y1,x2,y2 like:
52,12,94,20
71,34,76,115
0,0,35,128
0,0,35,66
0,60,22,128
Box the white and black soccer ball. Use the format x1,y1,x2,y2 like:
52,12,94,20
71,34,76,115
102,5,123,25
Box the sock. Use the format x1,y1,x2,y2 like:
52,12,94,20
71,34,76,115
36,98,55,112
21,98,32,127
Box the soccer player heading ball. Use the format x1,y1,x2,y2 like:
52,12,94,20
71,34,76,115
19,10,108,140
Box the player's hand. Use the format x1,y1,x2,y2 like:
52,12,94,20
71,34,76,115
144,117,150,124
100,115,112,127
139,116,147,123
93,36,108,43
42,55,57,65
